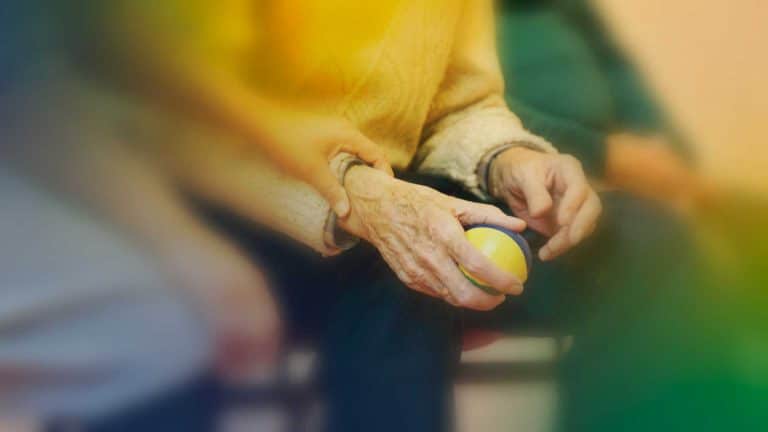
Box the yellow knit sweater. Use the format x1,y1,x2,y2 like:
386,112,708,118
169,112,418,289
110,0,555,254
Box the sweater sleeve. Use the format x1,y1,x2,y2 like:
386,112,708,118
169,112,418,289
413,0,556,200
102,93,342,257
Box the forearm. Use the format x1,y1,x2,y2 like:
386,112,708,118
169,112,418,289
2,76,227,260
153,141,340,256
10,139,211,260
61,144,214,257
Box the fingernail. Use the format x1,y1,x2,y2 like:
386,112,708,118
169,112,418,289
512,218,527,230
539,248,551,261
334,200,350,218
508,283,524,296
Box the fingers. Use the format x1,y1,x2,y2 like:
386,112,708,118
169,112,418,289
538,227,570,261
436,255,506,311
518,175,554,218
453,241,524,296
568,190,601,245
503,155,600,260
438,220,524,296
339,131,394,176
555,156,590,226
321,130,390,216
454,200,526,232
444,268,506,310
305,164,352,217
539,190,601,261
395,222,508,310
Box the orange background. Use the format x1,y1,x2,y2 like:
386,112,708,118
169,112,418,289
595,0,768,194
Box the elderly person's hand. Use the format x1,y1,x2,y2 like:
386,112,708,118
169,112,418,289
339,166,527,311
488,147,602,261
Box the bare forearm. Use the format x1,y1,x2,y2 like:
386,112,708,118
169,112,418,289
155,140,336,255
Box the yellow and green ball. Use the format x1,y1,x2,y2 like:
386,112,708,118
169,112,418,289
460,224,533,295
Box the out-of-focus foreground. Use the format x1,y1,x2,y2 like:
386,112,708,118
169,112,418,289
1,1,767,431
597,0,768,194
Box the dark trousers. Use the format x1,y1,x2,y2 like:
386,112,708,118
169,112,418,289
47,168,759,432
48,375,220,432
200,176,702,432
84,178,726,432
202,175,468,432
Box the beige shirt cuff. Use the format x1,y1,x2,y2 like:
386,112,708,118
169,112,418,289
416,105,557,200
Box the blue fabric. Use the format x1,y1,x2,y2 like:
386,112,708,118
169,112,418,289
197,174,468,432
0,169,213,420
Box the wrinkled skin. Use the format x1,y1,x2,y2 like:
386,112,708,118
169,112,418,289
341,166,526,311
489,147,603,261
340,147,602,310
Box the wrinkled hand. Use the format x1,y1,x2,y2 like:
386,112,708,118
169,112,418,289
340,166,526,310
262,112,392,217
489,147,602,261
158,228,282,380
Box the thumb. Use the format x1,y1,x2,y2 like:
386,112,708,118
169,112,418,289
339,131,393,176
307,166,351,218
455,199,527,232
519,176,553,218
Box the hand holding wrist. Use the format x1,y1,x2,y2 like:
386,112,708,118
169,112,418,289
337,165,397,241
339,165,527,309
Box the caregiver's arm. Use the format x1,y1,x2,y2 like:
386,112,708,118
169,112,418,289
3,78,281,377
92,0,390,217
136,111,528,311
